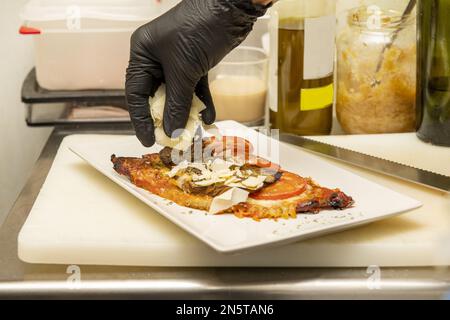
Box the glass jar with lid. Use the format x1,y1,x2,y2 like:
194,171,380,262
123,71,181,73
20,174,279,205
336,5,416,134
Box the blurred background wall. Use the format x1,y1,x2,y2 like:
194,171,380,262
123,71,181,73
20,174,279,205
0,0,52,226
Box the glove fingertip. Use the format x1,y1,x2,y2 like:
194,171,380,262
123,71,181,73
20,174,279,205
132,119,156,147
195,76,216,126
201,107,216,125
138,134,156,148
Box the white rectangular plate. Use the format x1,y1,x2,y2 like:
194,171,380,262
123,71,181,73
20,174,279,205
69,121,422,254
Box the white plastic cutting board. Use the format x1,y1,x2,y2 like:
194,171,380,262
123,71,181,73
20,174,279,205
18,133,450,267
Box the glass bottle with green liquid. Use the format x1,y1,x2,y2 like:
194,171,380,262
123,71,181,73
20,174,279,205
417,0,450,146
268,0,336,135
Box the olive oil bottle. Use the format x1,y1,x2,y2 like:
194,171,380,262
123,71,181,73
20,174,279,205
417,0,450,146
268,0,336,135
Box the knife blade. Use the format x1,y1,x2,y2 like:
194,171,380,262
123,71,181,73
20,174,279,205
279,133,450,193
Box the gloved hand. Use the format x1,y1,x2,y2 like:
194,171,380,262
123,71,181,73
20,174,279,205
126,0,269,147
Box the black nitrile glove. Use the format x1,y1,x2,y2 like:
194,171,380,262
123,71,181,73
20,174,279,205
126,0,269,147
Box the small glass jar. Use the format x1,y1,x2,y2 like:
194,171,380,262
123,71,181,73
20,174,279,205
336,6,416,134
209,46,268,125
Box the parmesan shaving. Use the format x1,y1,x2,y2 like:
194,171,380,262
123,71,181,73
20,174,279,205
209,188,249,214
150,85,206,150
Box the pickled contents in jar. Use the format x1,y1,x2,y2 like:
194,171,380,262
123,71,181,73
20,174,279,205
277,18,333,136
337,45,416,134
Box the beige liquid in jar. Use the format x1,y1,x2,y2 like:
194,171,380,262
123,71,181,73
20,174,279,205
210,76,267,123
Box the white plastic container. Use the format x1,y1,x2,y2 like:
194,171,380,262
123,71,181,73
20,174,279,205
20,0,180,90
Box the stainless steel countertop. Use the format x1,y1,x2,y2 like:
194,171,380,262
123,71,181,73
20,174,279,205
0,124,449,299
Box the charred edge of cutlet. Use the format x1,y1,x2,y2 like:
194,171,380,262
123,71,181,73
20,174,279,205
296,191,354,214
329,191,354,209
111,154,129,177
111,154,118,170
